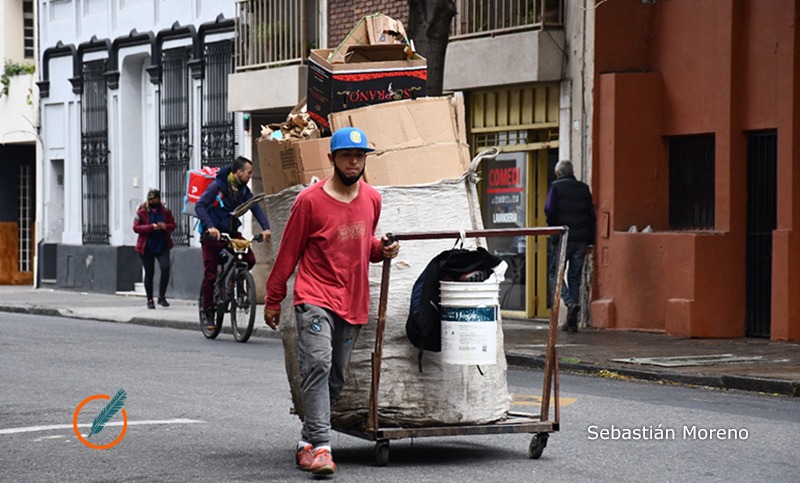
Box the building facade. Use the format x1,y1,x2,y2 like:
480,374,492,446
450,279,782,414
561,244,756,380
442,0,586,319
37,0,244,297
591,0,800,341
0,0,38,286
228,0,584,320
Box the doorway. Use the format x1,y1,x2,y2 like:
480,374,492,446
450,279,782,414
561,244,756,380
470,84,560,318
745,130,777,338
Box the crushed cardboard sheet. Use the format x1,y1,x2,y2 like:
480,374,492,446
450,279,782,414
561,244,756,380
259,98,320,142
329,96,470,186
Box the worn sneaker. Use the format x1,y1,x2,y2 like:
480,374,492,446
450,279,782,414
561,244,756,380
295,443,314,471
157,297,170,307
146,299,155,310
310,447,336,476
203,309,217,331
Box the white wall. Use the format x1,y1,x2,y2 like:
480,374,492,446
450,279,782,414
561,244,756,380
40,0,235,48
39,0,239,248
0,74,38,144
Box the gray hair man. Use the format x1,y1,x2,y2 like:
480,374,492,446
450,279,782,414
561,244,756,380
544,160,596,332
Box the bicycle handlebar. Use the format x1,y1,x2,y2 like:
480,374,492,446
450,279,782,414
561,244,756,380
202,231,264,243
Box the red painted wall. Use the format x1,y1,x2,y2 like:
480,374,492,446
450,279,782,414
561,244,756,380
593,0,799,340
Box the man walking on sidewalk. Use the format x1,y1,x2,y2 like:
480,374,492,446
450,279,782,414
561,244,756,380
264,127,399,476
545,160,595,332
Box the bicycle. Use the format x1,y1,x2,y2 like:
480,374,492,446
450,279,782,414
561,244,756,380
198,232,263,342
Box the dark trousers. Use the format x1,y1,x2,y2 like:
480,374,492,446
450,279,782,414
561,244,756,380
548,238,587,308
201,234,255,309
295,303,361,446
140,250,170,300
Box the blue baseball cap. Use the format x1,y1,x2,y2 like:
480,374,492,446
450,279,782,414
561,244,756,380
330,127,374,154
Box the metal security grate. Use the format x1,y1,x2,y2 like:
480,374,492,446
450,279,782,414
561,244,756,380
234,0,320,71
451,0,563,39
746,130,777,338
159,48,192,245
81,59,110,245
18,164,32,272
201,40,236,168
668,134,715,230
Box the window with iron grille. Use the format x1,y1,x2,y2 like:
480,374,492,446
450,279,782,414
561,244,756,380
23,1,34,59
201,40,235,168
668,134,715,230
81,59,111,245
159,47,192,245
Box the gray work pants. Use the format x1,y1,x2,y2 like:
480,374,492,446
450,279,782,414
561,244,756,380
295,303,361,446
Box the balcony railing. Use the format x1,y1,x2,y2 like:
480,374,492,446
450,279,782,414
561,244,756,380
235,0,320,72
451,0,563,39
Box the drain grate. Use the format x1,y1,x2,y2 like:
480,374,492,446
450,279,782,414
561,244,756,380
611,354,764,367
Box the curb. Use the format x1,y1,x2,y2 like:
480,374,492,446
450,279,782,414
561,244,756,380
0,305,63,318
3,304,282,341
128,316,282,341
506,352,800,398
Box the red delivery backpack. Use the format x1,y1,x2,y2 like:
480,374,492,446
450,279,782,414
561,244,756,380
184,167,219,217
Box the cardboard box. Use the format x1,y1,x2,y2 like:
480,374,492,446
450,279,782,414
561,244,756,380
329,96,471,186
307,48,427,130
327,13,409,65
257,137,331,195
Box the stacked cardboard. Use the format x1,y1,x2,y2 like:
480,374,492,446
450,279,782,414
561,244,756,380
259,15,468,194
307,14,427,130
330,96,470,186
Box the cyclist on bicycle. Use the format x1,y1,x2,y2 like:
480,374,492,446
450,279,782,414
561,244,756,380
196,156,271,329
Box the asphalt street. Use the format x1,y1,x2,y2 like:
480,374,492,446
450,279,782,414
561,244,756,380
2,312,798,482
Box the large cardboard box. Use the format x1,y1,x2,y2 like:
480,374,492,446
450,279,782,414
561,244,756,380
307,48,427,131
329,96,471,186
257,137,331,195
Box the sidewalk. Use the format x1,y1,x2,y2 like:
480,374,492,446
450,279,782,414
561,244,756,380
2,286,798,397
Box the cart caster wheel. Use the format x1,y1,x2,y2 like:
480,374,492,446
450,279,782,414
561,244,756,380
528,433,548,459
375,441,390,466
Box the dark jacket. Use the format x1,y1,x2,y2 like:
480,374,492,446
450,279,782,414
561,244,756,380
545,175,596,243
133,202,176,255
194,166,270,234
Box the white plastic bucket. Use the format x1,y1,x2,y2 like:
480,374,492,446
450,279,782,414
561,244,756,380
439,281,500,365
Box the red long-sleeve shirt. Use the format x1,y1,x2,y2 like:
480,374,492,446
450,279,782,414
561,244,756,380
266,179,384,325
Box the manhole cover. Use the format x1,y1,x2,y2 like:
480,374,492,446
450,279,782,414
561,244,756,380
611,354,764,367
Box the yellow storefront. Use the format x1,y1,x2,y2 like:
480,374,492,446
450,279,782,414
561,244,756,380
469,83,560,319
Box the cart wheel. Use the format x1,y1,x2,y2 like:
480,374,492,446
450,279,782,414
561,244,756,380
375,441,390,466
528,433,548,459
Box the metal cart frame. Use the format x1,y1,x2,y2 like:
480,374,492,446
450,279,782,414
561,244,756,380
334,227,569,466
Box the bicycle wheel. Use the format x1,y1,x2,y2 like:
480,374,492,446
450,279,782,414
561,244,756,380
230,270,256,343
199,289,223,339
